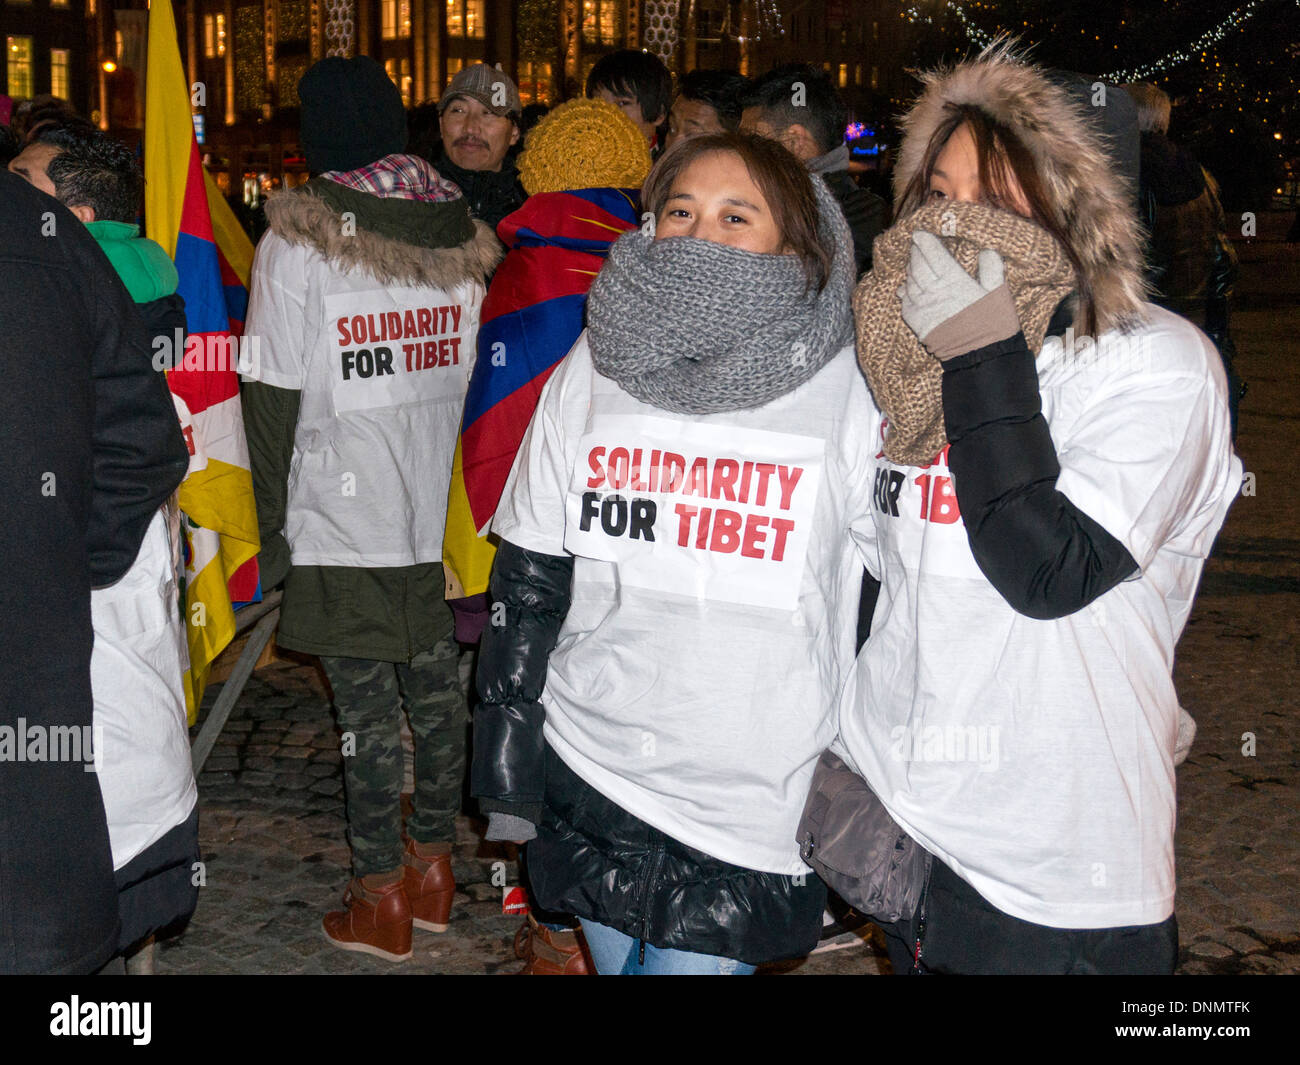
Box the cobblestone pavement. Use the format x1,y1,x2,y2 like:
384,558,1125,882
158,214,1299,976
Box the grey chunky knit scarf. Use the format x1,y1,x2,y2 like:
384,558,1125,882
586,174,855,413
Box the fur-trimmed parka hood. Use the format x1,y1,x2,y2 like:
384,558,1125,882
263,179,504,289
894,42,1146,333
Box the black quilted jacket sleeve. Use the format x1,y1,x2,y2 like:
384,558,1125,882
941,332,1139,620
471,539,575,822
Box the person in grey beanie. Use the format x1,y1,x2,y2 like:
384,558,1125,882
471,132,879,974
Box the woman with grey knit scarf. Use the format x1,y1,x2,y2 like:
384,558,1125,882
470,132,879,973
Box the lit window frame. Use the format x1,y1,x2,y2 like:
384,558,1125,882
7,36,35,99
446,0,484,40
50,47,70,99
582,0,619,47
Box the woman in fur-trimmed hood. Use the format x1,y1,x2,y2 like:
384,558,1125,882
241,55,503,965
837,43,1242,974
891,41,1147,335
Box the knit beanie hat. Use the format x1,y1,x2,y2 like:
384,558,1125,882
517,98,651,196
299,56,408,174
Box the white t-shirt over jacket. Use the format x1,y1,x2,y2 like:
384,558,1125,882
838,306,1242,929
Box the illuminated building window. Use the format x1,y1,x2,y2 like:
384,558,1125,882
204,13,228,58
279,55,307,107
234,6,264,114
517,60,552,105
52,0,70,7
870,66,878,90
445,56,463,86
385,57,413,106
7,36,33,98
382,0,413,40
838,64,848,88
279,0,310,40
447,0,484,39
50,48,70,98
854,63,861,86
582,0,620,46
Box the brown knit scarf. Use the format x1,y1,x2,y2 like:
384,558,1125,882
854,200,1076,466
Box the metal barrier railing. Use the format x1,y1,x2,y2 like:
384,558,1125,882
190,589,282,775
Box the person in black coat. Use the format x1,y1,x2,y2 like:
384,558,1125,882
740,64,886,278
0,171,189,974
434,63,527,229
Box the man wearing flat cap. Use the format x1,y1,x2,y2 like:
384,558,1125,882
436,63,528,228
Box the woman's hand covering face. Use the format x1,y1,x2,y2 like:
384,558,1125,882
899,232,1015,357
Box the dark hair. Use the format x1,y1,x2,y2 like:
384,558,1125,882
895,102,1096,334
13,94,83,142
518,103,550,138
677,70,749,130
739,63,846,156
585,50,673,128
641,131,833,292
37,124,142,223
406,101,443,164
0,124,20,168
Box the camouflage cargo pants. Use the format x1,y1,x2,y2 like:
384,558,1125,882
320,635,466,877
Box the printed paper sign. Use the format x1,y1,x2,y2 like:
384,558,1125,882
564,415,824,610
871,416,984,580
326,289,473,414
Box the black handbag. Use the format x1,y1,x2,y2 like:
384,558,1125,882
796,749,932,925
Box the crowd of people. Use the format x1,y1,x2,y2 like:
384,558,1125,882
1,43,1245,975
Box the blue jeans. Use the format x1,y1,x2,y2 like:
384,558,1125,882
578,919,756,975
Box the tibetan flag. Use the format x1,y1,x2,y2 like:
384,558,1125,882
145,0,260,723
444,188,639,605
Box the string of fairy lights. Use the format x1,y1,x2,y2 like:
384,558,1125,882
900,0,1292,82
1106,1,1277,81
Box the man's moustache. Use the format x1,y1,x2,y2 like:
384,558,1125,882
455,138,489,149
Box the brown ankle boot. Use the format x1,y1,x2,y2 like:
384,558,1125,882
513,913,592,975
402,839,455,932
322,872,412,962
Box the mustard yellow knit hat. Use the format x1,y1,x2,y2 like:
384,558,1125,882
517,97,652,196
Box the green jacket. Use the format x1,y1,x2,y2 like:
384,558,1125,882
84,220,180,302
242,172,502,661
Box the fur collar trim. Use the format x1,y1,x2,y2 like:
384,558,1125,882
264,186,504,289
894,41,1146,333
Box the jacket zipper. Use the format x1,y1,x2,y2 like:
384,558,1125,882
912,871,931,973
636,839,667,967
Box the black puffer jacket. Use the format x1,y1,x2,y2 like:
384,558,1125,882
822,168,886,277
472,541,827,965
